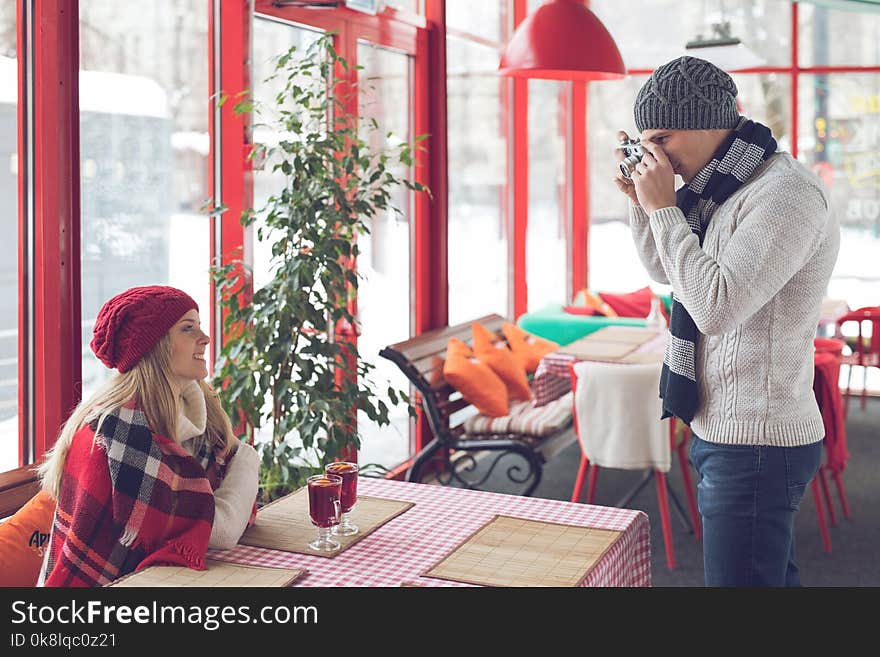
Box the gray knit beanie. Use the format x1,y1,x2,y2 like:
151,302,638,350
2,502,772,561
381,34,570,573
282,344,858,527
634,56,739,132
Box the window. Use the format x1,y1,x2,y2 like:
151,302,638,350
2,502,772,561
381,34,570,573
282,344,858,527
446,0,501,42
252,19,322,292
594,0,790,70
447,35,509,324
78,1,210,397
796,13,880,393
250,18,324,459
798,72,880,394
384,0,421,14
799,3,880,67
730,73,792,151
586,1,794,297
586,75,667,295
355,41,415,470
0,5,15,471
527,79,568,310
584,0,877,393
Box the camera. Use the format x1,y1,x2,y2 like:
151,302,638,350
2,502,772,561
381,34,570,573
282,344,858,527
617,137,644,179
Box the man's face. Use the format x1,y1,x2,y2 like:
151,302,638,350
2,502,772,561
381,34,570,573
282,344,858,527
639,128,718,183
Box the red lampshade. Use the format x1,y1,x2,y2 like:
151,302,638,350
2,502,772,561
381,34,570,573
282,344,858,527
499,0,626,81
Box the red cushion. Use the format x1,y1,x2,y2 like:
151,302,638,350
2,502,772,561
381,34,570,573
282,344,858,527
562,305,599,316
598,286,654,318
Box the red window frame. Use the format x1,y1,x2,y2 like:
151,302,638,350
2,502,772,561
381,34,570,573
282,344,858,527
22,0,83,465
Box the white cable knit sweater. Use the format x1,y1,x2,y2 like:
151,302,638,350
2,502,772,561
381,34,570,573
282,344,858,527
629,152,840,446
177,381,259,549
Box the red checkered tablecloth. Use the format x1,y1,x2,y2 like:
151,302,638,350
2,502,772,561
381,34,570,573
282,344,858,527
533,352,579,407
207,478,651,587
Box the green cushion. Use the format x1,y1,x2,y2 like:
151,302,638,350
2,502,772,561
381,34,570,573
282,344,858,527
518,304,648,346
518,293,673,346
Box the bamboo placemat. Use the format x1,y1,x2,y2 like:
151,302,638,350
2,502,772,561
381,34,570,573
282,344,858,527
589,326,662,345
423,515,622,587
557,338,636,362
107,560,306,587
619,349,665,364
239,487,414,558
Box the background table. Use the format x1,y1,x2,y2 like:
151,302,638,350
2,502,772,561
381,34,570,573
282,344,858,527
207,477,651,587
534,329,667,406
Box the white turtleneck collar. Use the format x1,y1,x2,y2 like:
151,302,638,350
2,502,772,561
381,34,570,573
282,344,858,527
177,380,207,443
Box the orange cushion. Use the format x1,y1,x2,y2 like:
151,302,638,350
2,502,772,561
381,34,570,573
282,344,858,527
0,489,55,587
443,338,509,417
572,288,618,317
502,323,559,374
472,322,532,401
428,355,445,386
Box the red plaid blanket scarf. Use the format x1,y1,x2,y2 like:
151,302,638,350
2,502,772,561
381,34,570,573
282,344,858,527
44,401,227,587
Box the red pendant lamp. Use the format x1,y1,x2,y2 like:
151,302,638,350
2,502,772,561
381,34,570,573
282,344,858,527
499,0,626,81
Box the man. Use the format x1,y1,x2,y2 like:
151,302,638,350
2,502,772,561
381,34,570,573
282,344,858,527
613,56,839,586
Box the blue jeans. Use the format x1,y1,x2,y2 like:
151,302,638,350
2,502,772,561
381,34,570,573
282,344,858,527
689,436,823,587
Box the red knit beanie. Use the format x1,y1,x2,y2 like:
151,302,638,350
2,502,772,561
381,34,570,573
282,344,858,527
90,286,199,373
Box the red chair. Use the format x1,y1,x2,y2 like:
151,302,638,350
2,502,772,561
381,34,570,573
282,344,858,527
811,338,851,553
568,362,700,570
835,307,880,416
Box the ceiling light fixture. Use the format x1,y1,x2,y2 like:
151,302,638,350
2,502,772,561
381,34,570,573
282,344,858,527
685,2,764,71
499,0,626,81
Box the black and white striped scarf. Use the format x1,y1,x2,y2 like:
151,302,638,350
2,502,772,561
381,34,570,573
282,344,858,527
659,117,777,425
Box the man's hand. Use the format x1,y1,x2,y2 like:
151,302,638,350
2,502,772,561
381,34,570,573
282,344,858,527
612,130,640,207
630,140,677,214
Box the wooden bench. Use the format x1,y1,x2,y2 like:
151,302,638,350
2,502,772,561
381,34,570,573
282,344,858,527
379,314,574,496
0,465,40,520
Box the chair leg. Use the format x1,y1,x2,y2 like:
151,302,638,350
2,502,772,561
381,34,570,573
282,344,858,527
586,463,600,505
811,478,832,554
818,465,837,527
676,439,702,541
832,471,852,520
655,471,676,570
571,455,589,503
844,363,853,418
862,365,868,411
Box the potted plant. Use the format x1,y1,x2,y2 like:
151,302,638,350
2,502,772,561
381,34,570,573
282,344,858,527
211,34,425,503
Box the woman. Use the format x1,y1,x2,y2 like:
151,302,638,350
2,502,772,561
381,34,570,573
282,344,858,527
38,285,260,586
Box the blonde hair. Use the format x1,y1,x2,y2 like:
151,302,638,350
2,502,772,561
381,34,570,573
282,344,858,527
39,332,236,499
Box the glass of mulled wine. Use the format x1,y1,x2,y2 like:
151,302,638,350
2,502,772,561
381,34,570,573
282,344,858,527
307,473,342,551
325,462,359,536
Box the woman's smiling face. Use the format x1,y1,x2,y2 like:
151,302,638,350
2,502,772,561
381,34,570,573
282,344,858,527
168,309,209,388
